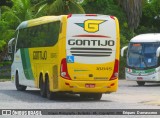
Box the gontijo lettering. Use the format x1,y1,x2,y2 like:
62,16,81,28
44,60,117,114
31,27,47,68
68,39,115,46
33,51,47,60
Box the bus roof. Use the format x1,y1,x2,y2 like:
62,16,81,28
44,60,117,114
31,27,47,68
16,15,65,30
16,14,116,30
130,33,160,43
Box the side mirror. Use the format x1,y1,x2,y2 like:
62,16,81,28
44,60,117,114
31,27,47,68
121,46,128,57
156,47,160,57
8,38,15,53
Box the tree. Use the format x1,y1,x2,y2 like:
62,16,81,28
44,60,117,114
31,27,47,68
0,0,13,7
0,0,85,61
0,0,36,61
1,0,34,29
33,0,85,17
135,0,160,33
1,0,85,28
117,0,143,30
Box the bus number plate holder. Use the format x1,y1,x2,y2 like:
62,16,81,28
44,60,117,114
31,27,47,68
137,77,143,80
85,84,95,88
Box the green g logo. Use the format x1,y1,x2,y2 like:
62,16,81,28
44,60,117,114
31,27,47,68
76,19,106,33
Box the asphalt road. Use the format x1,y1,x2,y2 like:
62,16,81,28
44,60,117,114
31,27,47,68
0,80,160,118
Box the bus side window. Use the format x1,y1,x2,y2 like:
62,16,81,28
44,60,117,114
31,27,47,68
30,26,39,47
23,28,30,48
17,21,61,48
47,21,60,46
12,31,17,53
37,25,46,47
17,29,27,49
46,24,52,46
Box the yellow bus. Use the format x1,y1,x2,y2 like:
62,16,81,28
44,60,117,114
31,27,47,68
8,14,120,100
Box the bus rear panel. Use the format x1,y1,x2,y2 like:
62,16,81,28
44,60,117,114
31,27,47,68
59,14,119,93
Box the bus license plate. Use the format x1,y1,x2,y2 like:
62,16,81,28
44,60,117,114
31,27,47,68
137,77,143,80
85,84,95,88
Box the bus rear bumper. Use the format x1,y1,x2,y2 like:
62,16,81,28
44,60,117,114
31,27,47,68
126,72,160,82
58,79,118,93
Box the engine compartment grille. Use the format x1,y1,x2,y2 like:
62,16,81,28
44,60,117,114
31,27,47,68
70,48,112,57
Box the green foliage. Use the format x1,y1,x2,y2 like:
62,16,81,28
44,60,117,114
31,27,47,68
118,0,143,30
0,0,13,7
136,0,160,33
46,0,85,15
82,0,134,79
0,61,11,80
0,20,14,50
0,0,34,61
11,0,33,21
0,0,85,62
32,0,85,17
67,0,85,14
48,0,66,15
82,0,133,41
0,40,6,51
0,20,9,31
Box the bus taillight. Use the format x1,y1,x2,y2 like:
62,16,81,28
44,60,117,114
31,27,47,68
110,16,115,20
60,58,71,80
110,59,119,80
67,14,72,18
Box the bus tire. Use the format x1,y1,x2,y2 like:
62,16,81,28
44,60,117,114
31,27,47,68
137,81,145,86
39,76,46,97
15,72,27,91
46,78,54,100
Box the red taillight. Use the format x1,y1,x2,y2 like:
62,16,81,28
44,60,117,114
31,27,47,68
110,59,119,80
110,16,115,20
67,14,72,18
60,58,71,80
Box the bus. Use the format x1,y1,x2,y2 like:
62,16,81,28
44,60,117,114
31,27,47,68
8,14,120,100
121,33,160,86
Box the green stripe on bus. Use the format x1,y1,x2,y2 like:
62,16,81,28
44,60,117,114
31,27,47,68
20,49,34,80
126,68,156,74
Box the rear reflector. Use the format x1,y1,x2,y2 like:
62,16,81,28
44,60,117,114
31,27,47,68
110,83,115,86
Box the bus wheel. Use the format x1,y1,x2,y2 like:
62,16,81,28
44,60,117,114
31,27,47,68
46,79,53,100
137,81,145,86
15,72,27,91
39,77,46,97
